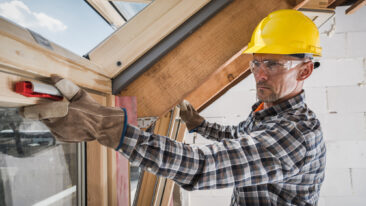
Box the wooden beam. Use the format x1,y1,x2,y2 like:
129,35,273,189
294,0,311,10
112,0,152,3
86,94,108,206
185,50,252,111
0,18,111,94
106,95,118,206
158,123,186,206
328,0,348,8
297,0,335,9
88,0,211,77
346,0,366,14
120,0,295,118
85,0,126,28
134,111,175,206
87,143,108,206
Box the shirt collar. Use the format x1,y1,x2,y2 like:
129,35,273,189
251,90,306,119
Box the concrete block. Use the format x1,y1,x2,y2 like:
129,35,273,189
304,88,328,114
204,115,247,126
204,117,227,124
350,168,366,196
189,195,231,206
320,168,352,196
320,33,347,58
347,32,366,58
200,89,256,118
322,113,366,142
184,129,195,144
327,86,366,113
318,197,326,206
232,73,256,91
304,62,329,88
307,59,364,87
335,6,366,33
222,115,247,126
188,188,233,197
325,141,366,168
323,197,366,206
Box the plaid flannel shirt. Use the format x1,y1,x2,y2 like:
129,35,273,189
117,90,326,205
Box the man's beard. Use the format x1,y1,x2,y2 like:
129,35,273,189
256,83,279,102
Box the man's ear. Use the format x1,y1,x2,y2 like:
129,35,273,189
297,61,313,81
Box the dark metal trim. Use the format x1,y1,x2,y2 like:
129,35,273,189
112,0,233,94
109,1,128,22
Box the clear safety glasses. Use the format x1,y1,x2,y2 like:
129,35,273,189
249,59,305,75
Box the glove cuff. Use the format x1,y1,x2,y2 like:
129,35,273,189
115,108,128,151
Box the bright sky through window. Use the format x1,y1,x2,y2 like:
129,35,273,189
0,0,114,56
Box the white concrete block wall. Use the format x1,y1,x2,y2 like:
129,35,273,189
182,6,366,206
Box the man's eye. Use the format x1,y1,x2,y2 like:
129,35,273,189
253,62,261,67
266,61,280,67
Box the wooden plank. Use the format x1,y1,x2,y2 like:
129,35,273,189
297,0,334,9
88,0,210,77
0,18,111,94
107,148,118,205
113,0,152,3
87,94,108,206
106,95,118,206
159,123,186,206
86,0,126,28
185,49,252,110
120,0,294,118
294,0,311,10
328,0,348,8
346,0,366,14
152,108,181,206
0,17,108,78
87,142,108,206
134,111,175,206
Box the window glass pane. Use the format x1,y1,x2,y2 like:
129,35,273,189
111,1,149,20
0,108,78,206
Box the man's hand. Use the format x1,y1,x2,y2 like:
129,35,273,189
179,100,204,131
20,75,126,149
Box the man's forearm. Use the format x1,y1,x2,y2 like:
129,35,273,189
194,120,240,141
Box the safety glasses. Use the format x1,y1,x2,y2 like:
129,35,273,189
249,59,305,75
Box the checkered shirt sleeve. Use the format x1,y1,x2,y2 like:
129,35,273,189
117,119,307,191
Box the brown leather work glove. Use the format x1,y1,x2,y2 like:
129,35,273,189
20,75,126,150
179,100,205,132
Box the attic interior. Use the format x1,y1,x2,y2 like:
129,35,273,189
0,0,366,205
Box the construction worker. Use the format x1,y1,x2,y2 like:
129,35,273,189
21,9,326,205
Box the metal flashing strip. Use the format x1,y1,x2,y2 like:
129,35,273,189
112,0,233,94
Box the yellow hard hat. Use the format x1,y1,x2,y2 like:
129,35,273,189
243,9,322,57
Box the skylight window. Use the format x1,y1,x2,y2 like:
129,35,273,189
110,1,150,21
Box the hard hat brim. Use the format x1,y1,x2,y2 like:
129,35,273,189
242,44,322,57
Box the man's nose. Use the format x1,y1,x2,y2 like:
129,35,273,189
254,66,269,81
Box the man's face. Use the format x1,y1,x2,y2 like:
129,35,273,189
252,54,304,103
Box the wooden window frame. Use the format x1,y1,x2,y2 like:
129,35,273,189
86,0,212,78
0,18,115,206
